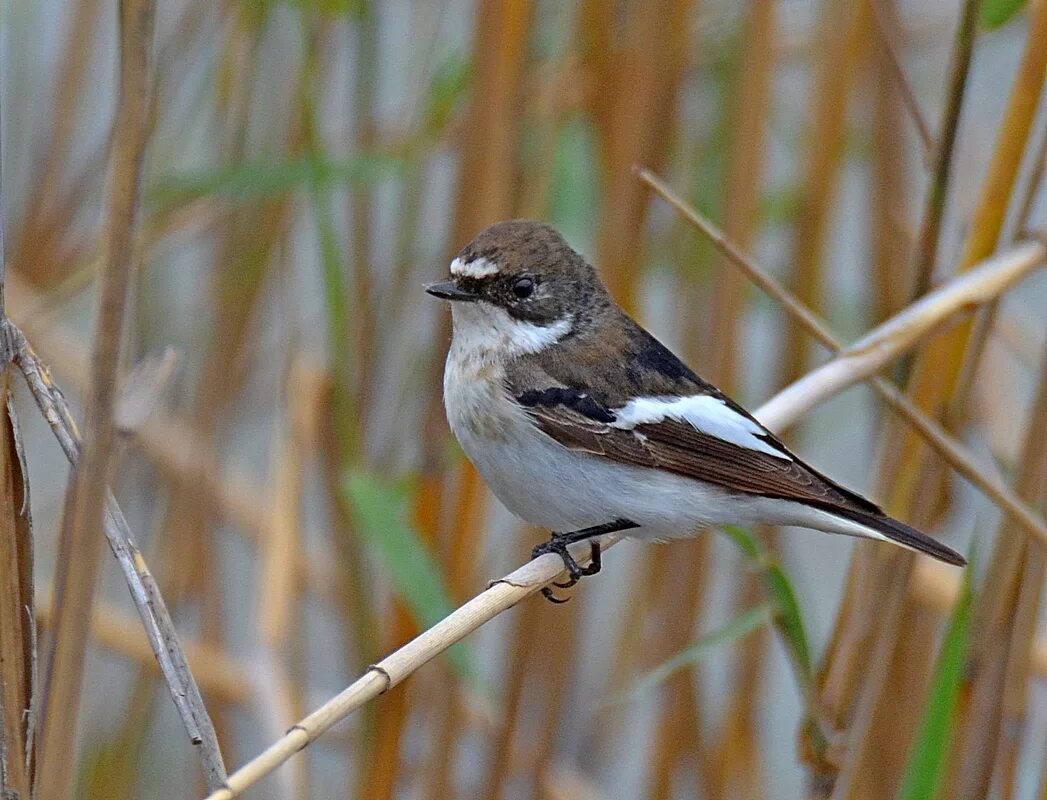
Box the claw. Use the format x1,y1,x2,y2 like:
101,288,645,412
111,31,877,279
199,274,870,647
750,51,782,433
532,537,602,603
541,587,571,603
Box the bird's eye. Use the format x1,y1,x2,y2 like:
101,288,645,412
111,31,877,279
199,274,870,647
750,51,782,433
512,276,535,298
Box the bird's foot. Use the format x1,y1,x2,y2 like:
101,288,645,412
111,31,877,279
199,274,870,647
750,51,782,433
531,536,601,604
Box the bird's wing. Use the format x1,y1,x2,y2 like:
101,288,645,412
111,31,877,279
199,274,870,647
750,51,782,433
514,385,878,513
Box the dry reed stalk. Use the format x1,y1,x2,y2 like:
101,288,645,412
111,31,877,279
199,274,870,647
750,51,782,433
945,340,1047,799
423,8,537,794
593,0,693,312
999,551,1046,799
583,5,696,789
526,604,588,794
870,0,916,322
1016,120,1047,235
349,7,379,442
418,481,461,800
451,0,535,240
781,0,872,385
705,0,776,390
578,0,613,155
254,361,310,798
645,541,713,800
35,4,156,798
869,0,934,164
476,593,543,800
202,278,1004,799
639,169,1047,546
0,375,34,800
907,0,981,304
11,0,103,289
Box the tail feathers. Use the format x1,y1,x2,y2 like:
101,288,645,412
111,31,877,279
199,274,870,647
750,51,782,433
831,507,966,567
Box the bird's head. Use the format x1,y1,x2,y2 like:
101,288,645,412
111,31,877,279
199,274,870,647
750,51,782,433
426,220,610,357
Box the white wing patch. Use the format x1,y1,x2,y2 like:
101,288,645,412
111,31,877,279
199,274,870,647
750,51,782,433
450,256,499,279
612,395,790,460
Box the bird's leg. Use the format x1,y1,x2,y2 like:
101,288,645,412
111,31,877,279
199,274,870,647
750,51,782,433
532,518,638,603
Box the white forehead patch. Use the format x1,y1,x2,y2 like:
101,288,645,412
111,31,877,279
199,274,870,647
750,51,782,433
451,256,499,279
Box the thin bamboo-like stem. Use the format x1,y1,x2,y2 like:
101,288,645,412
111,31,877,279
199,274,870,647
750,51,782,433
0,381,33,800
908,0,981,303
593,0,693,312
694,4,776,795
253,360,309,799
0,45,35,794
781,0,871,384
946,342,1047,800
35,4,158,798
869,0,935,164
476,590,542,800
870,0,916,322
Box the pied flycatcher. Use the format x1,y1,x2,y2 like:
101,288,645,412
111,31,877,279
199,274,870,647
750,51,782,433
427,220,965,601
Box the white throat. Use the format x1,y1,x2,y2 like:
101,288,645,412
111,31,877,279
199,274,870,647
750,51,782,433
449,301,573,362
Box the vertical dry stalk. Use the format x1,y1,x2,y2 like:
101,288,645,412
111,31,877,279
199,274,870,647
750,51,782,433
0,378,34,800
907,0,981,302
945,342,1047,799
869,0,915,322
781,0,871,384
35,3,155,799
593,0,693,312
11,0,104,289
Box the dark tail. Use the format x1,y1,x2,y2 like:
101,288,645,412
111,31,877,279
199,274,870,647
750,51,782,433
831,507,967,567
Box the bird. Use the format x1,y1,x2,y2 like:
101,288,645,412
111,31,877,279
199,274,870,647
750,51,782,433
426,219,966,602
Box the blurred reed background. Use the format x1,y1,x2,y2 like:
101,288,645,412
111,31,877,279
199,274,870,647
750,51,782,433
3,0,1047,798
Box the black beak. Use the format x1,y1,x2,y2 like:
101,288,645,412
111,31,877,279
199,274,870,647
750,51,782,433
425,281,478,302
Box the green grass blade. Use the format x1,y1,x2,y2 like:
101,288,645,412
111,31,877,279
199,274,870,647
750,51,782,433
606,603,774,705
423,50,471,137
897,552,975,800
721,524,813,681
343,468,477,683
549,117,599,250
149,154,401,206
980,0,1027,29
